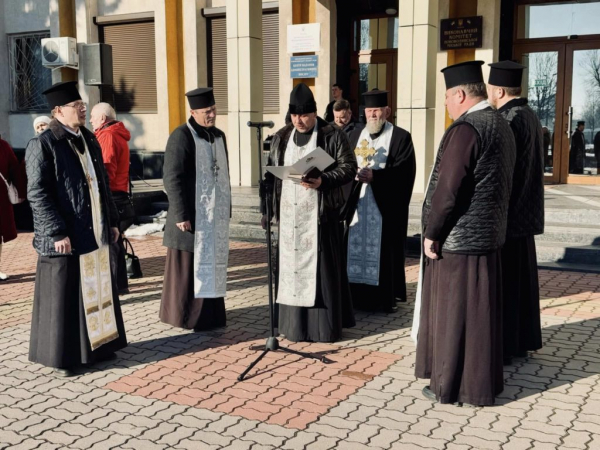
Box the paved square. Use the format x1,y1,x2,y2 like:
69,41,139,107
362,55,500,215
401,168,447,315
1,233,600,449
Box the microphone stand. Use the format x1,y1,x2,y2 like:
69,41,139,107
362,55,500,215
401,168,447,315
238,121,331,382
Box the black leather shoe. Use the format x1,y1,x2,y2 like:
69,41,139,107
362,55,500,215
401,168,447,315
54,368,75,377
515,350,528,358
422,386,437,402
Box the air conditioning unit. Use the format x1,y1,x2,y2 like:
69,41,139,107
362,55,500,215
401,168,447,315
41,37,79,68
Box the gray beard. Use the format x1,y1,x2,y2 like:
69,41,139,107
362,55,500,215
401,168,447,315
366,118,386,135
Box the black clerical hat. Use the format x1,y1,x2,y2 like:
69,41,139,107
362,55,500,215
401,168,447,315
186,87,215,110
42,81,81,109
289,83,317,114
362,89,388,108
488,61,525,88
442,60,484,90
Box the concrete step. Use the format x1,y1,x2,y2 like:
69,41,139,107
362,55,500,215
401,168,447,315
229,222,269,241
545,208,600,226
536,223,600,245
232,206,262,224
534,241,600,265
232,194,261,208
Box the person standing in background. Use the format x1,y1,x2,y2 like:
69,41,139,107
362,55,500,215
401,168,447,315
90,102,133,294
0,136,26,280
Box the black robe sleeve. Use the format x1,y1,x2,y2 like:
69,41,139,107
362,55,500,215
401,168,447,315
370,128,416,223
163,127,194,223
425,124,480,241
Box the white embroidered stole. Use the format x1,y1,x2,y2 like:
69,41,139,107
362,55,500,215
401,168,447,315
347,121,393,286
187,123,231,298
74,140,119,350
276,127,319,307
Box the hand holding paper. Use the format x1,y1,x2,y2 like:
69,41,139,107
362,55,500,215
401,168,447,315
265,147,334,183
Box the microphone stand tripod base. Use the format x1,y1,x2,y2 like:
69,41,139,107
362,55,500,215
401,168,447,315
237,122,333,382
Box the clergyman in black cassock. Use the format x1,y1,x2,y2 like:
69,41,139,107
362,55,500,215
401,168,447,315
413,61,516,406
26,81,127,375
487,61,544,363
343,89,416,312
160,88,230,331
261,83,357,343
569,121,586,174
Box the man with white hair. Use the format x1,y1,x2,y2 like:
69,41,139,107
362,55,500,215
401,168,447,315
343,89,416,313
33,116,51,135
90,102,132,293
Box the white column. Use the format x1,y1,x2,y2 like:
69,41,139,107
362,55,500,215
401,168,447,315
314,0,336,114
279,0,293,119
397,0,439,194
476,0,501,80
227,0,263,186
183,0,208,92
74,0,100,117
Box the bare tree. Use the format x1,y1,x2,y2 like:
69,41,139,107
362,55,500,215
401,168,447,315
580,49,600,91
527,52,558,128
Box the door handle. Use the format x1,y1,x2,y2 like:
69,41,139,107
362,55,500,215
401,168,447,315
566,106,573,136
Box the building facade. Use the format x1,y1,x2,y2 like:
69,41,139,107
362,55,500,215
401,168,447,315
1,0,600,192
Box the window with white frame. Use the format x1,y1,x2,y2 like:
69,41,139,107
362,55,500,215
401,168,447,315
8,32,53,112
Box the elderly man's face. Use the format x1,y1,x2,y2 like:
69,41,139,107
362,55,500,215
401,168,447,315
90,107,107,132
291,113,317,133
35,122,48,135
364,107,390,134
445,88,463,120
191,105,217,128
333,109,352,128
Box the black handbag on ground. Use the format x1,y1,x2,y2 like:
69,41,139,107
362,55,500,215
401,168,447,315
123,237,143,279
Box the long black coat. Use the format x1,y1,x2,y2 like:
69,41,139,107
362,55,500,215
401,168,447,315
162,118,229,253
25,119,118,257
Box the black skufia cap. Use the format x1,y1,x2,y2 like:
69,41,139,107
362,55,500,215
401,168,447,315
442,60,484,89
42,81,81,109
362,89,388,108
289,83,317,114
186,88,215,110
488,61,525,88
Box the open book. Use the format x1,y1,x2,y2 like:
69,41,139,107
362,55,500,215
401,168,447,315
264,147,335,183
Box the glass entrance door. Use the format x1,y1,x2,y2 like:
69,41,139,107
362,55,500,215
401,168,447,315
514,41,600,184
565,43,600,180
514,44,565,183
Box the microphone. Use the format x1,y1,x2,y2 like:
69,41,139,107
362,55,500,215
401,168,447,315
247,121,274,128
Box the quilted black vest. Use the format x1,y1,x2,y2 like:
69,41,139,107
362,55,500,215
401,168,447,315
422,106,516,254
499,99,545,238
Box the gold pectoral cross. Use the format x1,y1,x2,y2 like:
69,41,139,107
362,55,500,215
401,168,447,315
355,139,377,168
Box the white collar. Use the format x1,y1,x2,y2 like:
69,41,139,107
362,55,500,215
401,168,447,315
466,100,490,115
62,125,82,137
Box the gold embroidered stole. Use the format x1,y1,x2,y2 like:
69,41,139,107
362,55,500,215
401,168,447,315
74,139,119,350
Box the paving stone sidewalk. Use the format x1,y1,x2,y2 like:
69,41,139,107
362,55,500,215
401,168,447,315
1,233,600,449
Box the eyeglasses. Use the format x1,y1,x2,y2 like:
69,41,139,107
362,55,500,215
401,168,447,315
62,102,87,111
199,106,217,116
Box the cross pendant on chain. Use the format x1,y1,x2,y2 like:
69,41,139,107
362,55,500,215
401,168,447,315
212,163,220,179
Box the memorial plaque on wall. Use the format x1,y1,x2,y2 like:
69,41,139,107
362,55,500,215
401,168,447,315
440,16,483,50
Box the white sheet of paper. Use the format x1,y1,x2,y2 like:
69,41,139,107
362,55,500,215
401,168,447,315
264,147,335,181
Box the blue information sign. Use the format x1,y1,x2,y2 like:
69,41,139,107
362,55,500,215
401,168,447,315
290,55,318,79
